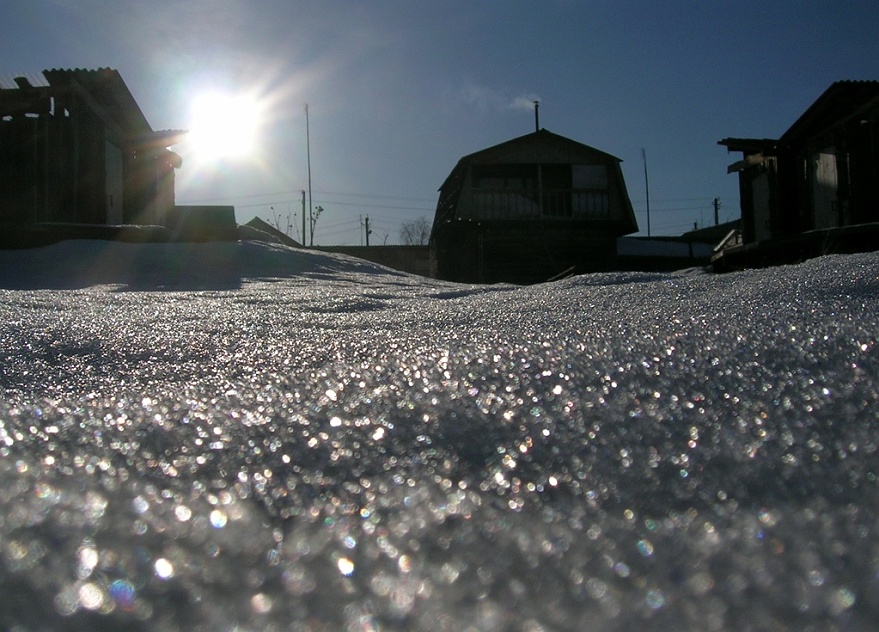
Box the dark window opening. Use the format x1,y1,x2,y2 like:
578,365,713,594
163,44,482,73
471,163,611,220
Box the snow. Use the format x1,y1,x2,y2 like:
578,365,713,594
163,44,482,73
1,240,878,631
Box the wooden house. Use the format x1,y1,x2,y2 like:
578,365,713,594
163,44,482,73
0,68,185,228
719,81,879,247
430,129,638,284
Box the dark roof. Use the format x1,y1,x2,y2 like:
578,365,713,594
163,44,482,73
433,128,638,234
27,68,185,146
719,81,879,157
682,219,742,243
245,217,302,247
44,68,153,133
439,128,623,192
780,80,879,144
717,138,778,154
461,128,622,163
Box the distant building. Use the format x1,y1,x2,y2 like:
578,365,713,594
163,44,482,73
244,216,303,248
430,129,638,284
0,68,185,227
717,80,879,268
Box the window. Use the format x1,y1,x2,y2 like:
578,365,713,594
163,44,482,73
472,164,540,219
472,164,537,191
468,163,612,220
572,165,608,189
571,164,610,219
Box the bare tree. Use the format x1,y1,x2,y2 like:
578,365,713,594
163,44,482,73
310,205,324,246
399,216,431,246
270,206,298,241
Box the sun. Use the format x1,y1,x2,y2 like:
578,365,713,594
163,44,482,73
187,92,262,162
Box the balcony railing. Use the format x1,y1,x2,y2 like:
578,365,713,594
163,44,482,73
471,188,611,221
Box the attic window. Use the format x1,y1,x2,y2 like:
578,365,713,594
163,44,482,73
473,164,537,191
572,165,608,189
471,164,540,219
571,164,610,219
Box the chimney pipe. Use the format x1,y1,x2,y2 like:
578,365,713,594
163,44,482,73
534,101,540,131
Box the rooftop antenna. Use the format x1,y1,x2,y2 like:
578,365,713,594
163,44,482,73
534,100,540,132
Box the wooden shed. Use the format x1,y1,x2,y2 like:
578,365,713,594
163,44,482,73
719,81,879,246
430,129,638,284
0,68,185,228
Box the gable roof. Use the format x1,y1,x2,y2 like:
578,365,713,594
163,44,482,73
433,128,637,234
439,128,623,192
460,128,622,163
245,217,303,247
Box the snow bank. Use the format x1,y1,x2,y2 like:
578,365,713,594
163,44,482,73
0,239,409,290
1,241,878,630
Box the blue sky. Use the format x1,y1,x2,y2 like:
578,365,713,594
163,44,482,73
2,1,878,244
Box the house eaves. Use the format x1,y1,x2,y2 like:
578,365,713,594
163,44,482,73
438,128,624,192
717,137,778,154
43,68,155,137
779,80,879,145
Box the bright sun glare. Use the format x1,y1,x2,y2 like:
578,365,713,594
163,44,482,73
188,92,262,162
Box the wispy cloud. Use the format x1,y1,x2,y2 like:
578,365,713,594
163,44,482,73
460,83,540,113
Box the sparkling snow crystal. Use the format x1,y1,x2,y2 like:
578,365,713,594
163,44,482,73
1,241,878,630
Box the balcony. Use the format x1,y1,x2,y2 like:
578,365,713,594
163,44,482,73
471,188,611,221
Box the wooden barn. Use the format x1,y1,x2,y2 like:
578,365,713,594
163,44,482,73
719,80,879,247
430,129,638,284
0,68,185,228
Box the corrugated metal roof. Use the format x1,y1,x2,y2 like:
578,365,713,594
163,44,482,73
1,68,186,149
780,80,879,144
0,72,50,90
42,67,153,134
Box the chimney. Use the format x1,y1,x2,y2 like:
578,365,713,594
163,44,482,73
13,76,34,90
534,100,540,131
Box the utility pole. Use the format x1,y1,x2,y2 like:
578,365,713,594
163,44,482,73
305,103,313,246
642,148,651,237
364,215,372,246
713,197,721,226
301,190,306,245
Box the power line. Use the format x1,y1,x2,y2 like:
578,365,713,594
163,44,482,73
180,187,436,205
634,202,739,218
630,196,718,204
313,189,436,202
315,200,433,212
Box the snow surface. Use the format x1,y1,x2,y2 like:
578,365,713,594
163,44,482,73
1,240,878,631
